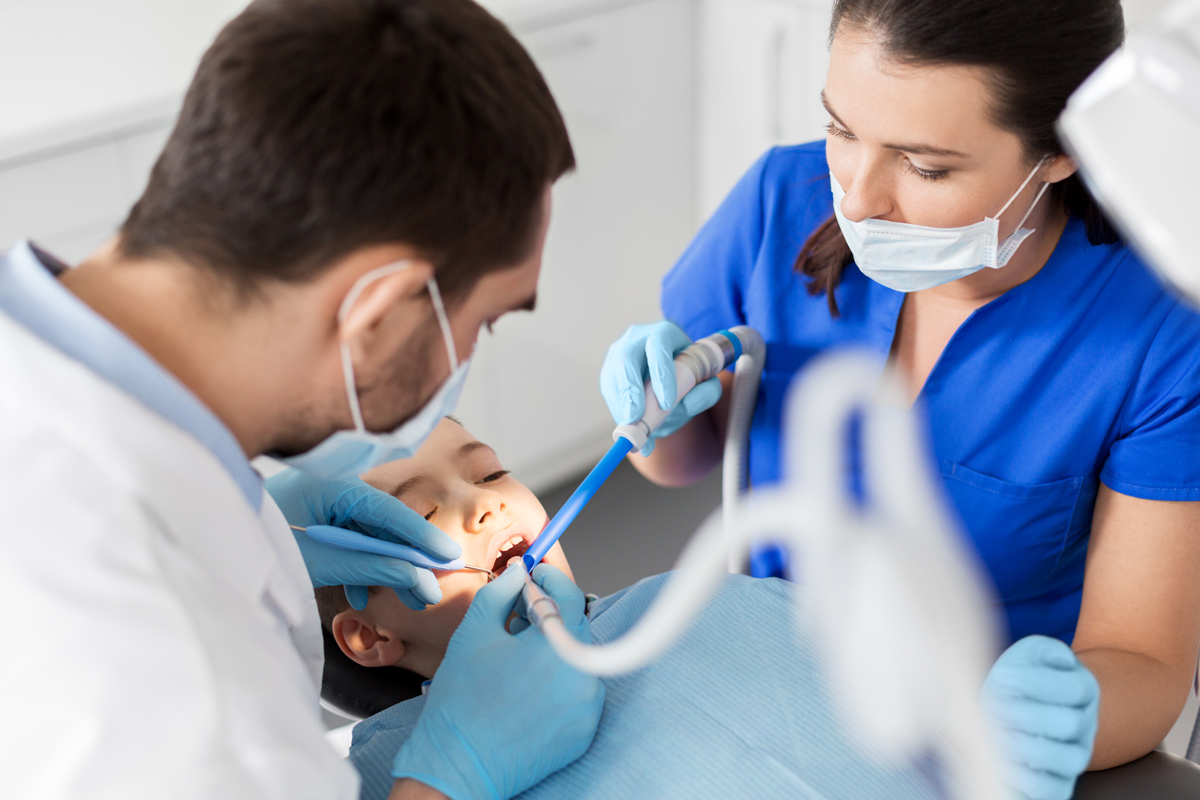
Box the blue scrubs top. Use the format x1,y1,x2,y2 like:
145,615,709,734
663,141,1200,645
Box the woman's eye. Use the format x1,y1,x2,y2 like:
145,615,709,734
826,121,856,141
478,470,510,484
905,160,949,182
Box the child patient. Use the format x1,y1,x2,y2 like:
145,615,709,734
323,418,945,800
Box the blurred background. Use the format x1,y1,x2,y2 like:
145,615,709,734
1,0,1191,749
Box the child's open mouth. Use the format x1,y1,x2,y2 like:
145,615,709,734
489,535,531,578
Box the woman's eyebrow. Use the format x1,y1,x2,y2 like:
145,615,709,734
821,90,969,158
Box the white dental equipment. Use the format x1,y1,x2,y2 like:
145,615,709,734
1059,0,1200,304
525,348,1007,800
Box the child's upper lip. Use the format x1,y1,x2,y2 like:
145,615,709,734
483,525,535,566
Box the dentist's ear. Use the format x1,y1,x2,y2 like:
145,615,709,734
331,609,407,667
338,260,435,346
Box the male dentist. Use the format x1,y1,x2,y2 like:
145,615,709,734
0,1,602,799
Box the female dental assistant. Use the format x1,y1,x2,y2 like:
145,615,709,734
602,0,1200,790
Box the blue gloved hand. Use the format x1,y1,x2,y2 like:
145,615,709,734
981,635,1101,800
265,468,461,611
392,562,604,800
508,563,589,637
599,321,723,456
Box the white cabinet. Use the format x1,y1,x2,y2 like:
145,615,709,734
0,118,173,264
456,0,697,491
696,0,834,220
1,0,834,492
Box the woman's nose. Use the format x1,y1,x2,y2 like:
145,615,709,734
836,159,894,223
463,489,504,533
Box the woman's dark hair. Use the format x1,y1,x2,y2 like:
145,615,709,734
119,0,574,302
798,0,1125,316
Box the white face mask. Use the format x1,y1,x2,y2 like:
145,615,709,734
831,158,1051,293
279,262,471,480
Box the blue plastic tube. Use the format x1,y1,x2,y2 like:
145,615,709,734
523,436,634,573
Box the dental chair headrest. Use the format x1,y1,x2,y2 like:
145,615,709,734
321,626,425,720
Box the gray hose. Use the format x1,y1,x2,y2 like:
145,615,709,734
721,327,766,572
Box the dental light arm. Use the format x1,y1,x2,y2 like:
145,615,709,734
1059,0,1200,303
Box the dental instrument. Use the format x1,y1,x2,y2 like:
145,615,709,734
289,524,494,577
521,326,766,574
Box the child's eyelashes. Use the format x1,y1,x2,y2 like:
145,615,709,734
478,470,510,484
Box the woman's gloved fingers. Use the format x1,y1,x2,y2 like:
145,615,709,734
994,665,1099,707
997,728,1094,779
645,322,691,409
601,323,653,424
987,696,1095,743
677,376,723,420
614,342,650,424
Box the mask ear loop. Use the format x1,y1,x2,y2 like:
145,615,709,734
993,156,1052,229
426,276,458,371
337,261,417,434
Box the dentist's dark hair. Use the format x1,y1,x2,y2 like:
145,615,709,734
119,0,573,302
798,0,1125,316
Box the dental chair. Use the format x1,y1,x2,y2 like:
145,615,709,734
1073,710,1200,800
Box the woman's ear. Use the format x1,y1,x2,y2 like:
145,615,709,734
331,610,406,668
338,260,434,346
1045,153,1079,185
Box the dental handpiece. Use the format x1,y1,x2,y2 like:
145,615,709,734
521,327,759,574
521,570,562,633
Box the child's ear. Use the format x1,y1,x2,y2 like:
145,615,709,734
331,610,406,668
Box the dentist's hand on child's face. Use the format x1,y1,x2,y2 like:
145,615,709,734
266,468,461,611
391,562,604,800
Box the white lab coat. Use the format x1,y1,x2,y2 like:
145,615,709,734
0,311,359,798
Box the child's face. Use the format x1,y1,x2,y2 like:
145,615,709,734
342,419,573,677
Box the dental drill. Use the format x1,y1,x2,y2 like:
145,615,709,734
520,326,767,575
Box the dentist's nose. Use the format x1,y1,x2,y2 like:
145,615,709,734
464,488,504,533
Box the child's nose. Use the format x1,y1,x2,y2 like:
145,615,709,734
464,489,504,533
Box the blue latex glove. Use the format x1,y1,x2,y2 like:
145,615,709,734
599,321,724,456
392,562,604,800
507,563,588,636
265,468,461,611
981,635,1101,800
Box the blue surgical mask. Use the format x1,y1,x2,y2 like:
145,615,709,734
831,159,1051,293
279,262,471,480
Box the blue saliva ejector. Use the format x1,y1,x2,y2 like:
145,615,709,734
521,326,765,574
